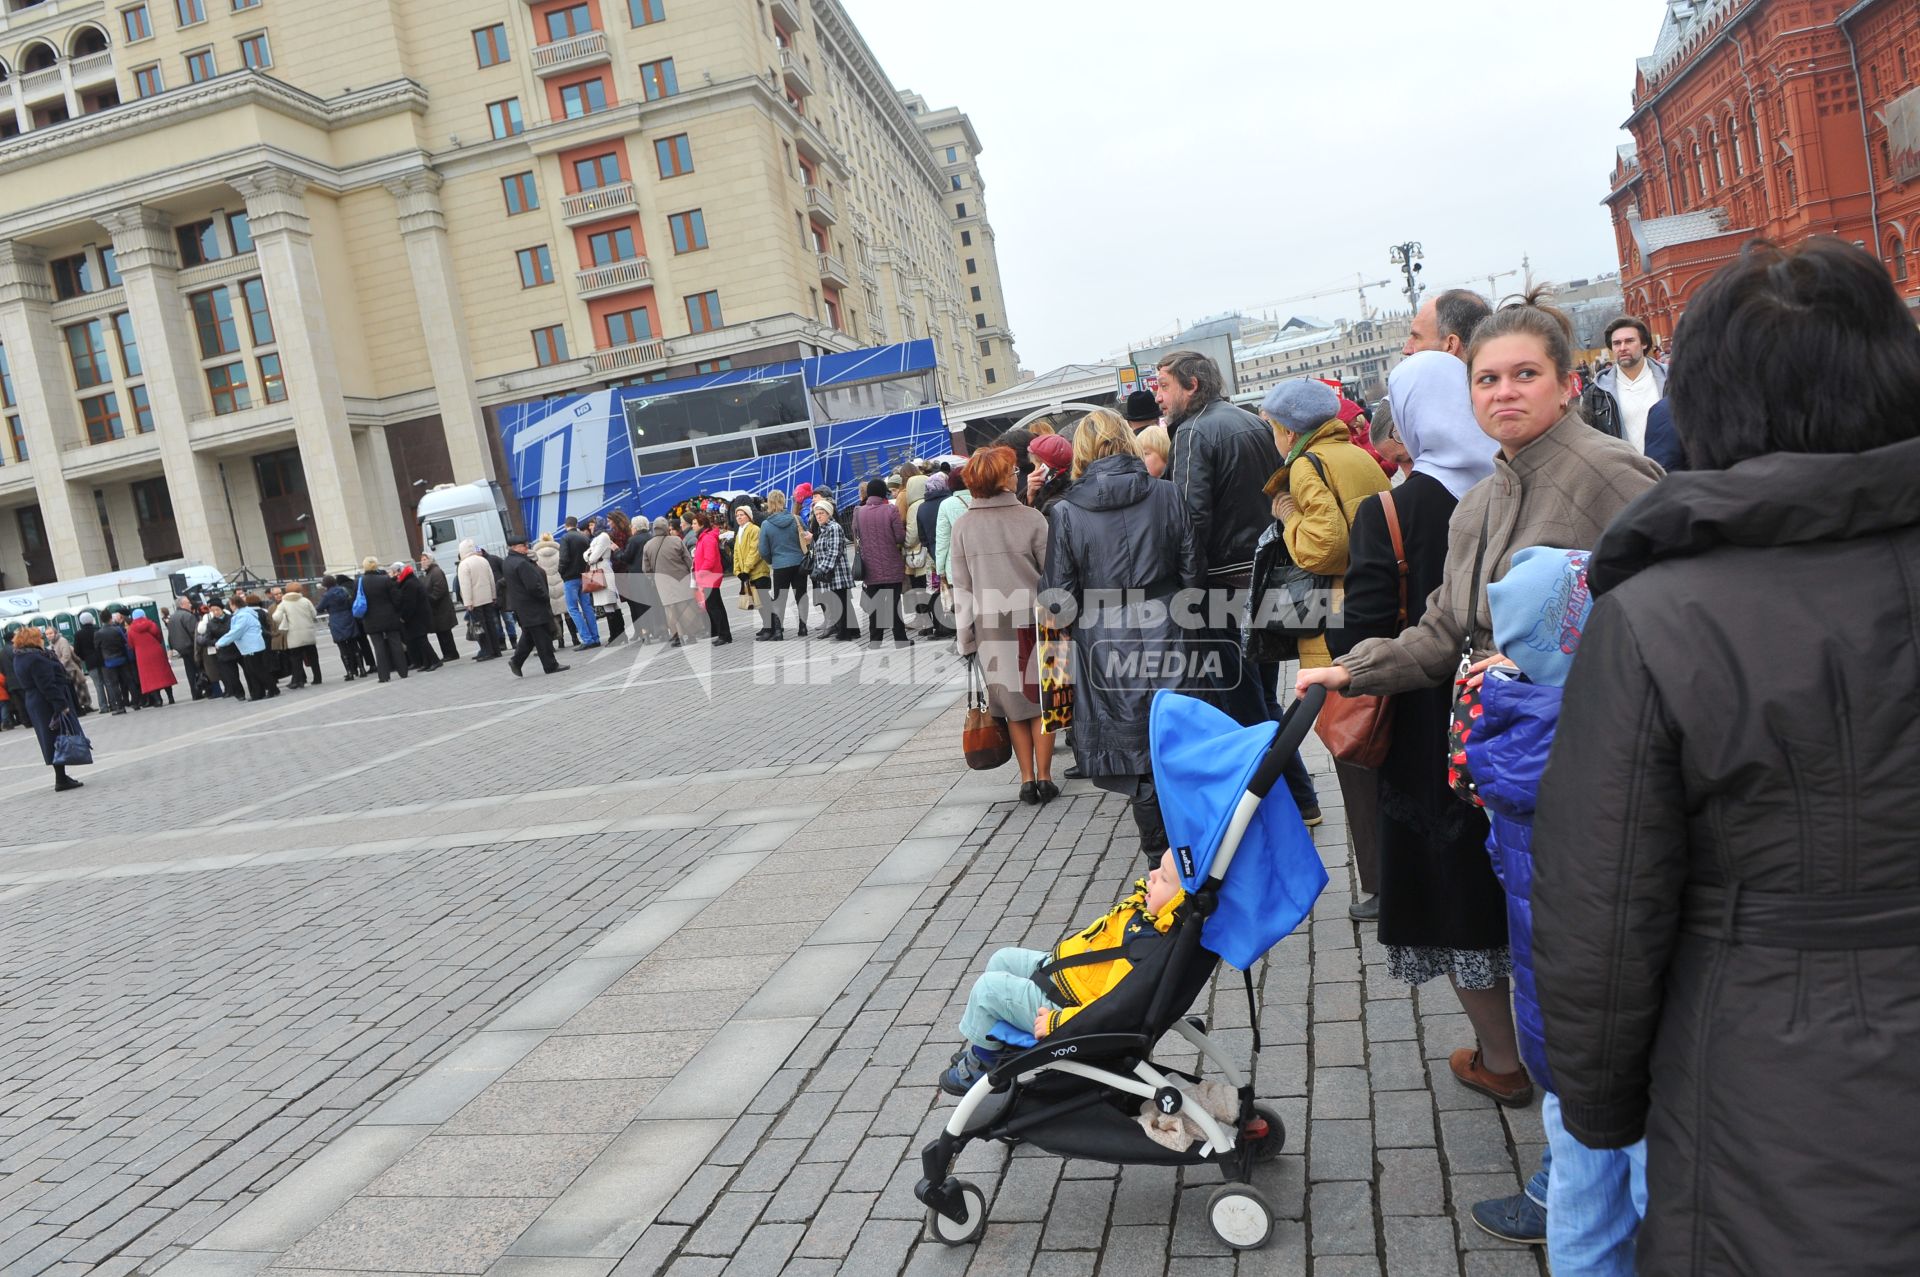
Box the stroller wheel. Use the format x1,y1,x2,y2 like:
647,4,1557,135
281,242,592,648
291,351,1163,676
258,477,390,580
1208,1184,1274,1250
1245,1103,1287,1162
925,1180,987,1246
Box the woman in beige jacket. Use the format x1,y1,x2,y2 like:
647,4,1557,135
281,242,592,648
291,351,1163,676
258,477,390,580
271,583,323,688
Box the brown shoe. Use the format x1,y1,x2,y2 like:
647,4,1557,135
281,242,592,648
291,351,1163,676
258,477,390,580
1449,1047,1534,1107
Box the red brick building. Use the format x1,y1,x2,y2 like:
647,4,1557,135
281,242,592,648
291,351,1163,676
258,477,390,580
1604,0,1920,341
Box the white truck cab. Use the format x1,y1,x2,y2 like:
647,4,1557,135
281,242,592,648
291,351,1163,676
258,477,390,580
417,482,514,598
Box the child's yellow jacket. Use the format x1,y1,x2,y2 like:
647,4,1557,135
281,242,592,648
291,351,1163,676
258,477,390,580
1038,884,1186,1034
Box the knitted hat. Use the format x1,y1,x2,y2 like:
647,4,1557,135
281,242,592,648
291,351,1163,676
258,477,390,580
1259,379,1340,434
925,472,951,495
1124,390,1161,423
1029,433,1073,471
1487,547,1593,688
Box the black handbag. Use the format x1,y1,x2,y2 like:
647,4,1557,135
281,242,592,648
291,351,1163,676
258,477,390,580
1245,452,1339,659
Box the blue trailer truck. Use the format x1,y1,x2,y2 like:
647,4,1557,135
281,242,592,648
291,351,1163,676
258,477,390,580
494,339,953,535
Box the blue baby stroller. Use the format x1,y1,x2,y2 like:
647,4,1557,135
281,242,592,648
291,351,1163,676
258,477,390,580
916,686,1329,1250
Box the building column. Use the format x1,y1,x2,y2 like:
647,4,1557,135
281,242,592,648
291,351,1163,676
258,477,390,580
384,171,495,485
230,167,377,574
354,427,408,558
97,205,243,571
0,239,112,578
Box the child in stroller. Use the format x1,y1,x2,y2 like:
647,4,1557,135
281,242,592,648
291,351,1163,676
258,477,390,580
940,851,1186,1095
917,686,1330,1252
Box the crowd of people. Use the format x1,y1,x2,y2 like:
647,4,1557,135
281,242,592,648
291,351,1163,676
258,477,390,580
4,233,1912,1274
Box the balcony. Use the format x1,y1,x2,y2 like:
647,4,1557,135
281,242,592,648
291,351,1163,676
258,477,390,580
817,251,850,289
769,0,804,32
779,47,813,97
560,181,637,223
18,64,61,102
591,337,672,376
805,184,836,225
69,51,112,86
575,256,651,297
532,29,610,76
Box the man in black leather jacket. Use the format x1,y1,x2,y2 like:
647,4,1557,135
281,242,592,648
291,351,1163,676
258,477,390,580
1155,350,1321,820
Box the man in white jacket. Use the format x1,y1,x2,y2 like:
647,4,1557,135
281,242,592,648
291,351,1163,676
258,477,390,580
456,539,502,661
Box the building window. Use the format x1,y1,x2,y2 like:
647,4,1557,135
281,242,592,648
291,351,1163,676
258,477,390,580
655,133,693,177
474,23,509,67
950,175,962,191
50,253,96,300
684,290,722,333
226,211,252,254
1708,129,1724,187
606,306,651,346
630,0,664,25
502,172,539,214
186,47,216,82
81,392,124,444
587,226,638,266
945,146,957,163
668,209,707,253
694,358,731,374
135,63,164,96
190,287,240,358
123,4,153,41
970,286,981,302
240,277,274,346
573,153,622,190
544,3,593,40
985,368,997,384
206,361,250,415
559,78,609,119
1892,235,1909,282
256,352,285,403
487,98,524,139
532,325,569,366
638,58,677,101
112,312,142,378
960,230,971,246
239,32,271,69
824,295,841,331
67,321,112,389
8,416,24,463
233,0,261,8
974,314,986,329
0,344,13,410
1748,103,1762,172
956,202,967,218
516,245,554,287
175,0,204,25
129,384,154,432
965,258,976,274
99,248,122,287
274,530,315,578
979,340,990,357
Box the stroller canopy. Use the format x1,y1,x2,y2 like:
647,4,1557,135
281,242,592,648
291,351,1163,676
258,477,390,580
1150,691,1327,969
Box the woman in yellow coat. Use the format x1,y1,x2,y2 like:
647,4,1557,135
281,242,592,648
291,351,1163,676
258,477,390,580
1260,379,1390,912
731,506,772,638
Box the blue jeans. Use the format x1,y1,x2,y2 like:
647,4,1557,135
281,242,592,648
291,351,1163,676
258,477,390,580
958,947,1058,1050
1255,659,1320,813
564,578,600,646
1539,1093,1647,1276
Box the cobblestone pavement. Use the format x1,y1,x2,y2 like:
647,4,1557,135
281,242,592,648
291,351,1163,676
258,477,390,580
2,625,1549,1276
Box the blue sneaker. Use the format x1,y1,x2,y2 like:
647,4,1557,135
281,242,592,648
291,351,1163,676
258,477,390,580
938,1046,1005,1097
1471,1191,1546,1245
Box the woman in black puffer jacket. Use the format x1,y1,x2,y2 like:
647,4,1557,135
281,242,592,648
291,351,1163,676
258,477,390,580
1039,409,1198,858
1533,238,1920,1277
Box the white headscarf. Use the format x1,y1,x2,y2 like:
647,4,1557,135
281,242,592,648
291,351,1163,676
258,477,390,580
1388,350,1498,500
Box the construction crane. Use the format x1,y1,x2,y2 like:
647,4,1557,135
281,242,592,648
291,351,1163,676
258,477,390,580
1245,275,1395,321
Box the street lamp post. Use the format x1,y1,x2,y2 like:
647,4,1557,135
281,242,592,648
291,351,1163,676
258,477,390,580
1389,241,1424,312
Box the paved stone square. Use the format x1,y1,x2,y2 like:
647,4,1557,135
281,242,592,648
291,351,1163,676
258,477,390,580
0,625,1547,1276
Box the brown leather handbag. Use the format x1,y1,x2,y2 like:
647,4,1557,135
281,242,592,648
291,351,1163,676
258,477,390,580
1315,490,1405,770
962,656,1012,770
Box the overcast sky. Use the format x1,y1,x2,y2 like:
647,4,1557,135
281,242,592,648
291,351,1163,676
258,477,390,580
840,0,1665,373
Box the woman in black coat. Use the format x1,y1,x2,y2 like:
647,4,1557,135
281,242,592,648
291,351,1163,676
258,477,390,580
1038,410,1198,857
12,627,84,791
1533,239,1920,1277
357,561,408,683
393,564,440,672
1329,352,1506,994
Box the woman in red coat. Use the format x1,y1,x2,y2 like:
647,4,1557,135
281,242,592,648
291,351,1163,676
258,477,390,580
127,613,178,707
691,511,731,646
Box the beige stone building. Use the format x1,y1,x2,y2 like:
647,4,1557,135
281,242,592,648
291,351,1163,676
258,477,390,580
0,0,1012,584
898,90,1020,391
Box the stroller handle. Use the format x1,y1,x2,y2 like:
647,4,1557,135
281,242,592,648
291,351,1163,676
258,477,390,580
1247,684,1327,801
